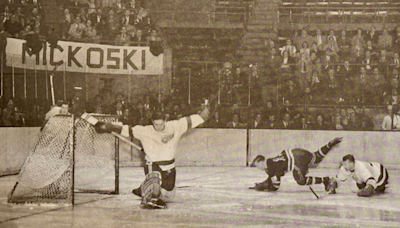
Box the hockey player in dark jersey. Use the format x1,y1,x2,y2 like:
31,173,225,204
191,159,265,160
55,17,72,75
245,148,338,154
251,137,343,192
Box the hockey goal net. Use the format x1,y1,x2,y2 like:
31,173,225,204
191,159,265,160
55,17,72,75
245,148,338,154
8,114,119,205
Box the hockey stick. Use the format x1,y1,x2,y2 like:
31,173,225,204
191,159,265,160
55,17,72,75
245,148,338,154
309,186,319,199
80,113,143,150
49,66,57,106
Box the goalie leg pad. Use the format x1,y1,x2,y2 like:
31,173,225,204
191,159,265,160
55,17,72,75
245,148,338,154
140,172,162,205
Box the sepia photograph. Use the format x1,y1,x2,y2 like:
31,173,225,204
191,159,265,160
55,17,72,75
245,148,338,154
0,0,400,227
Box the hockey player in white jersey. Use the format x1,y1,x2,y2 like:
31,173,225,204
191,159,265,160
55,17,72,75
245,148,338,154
329,154,389,197
95,106,209,209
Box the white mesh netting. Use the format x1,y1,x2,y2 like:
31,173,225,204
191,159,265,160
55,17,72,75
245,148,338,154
8,115,119,204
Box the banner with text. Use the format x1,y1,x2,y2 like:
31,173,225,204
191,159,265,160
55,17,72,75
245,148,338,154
6,38,163,75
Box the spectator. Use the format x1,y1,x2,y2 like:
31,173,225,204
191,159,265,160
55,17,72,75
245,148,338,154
364,40,378,57
278,112,293,129
394,28,400,53
111,0,125,14
114,26,130,46
362,50,376,71
114,102,124,117
383,78,399,105
392,68,399,80
1,6,12,23
4,14,22,38
121,9,135,30
248,113,265,129
346,112,361,131
337,30,351,58
130,29,145,46
282,80,298,104
105,9,119,41
378,29,393,51
322,69,340,103
126,0,138,10
206,110,223,128
42,101,70,129
391,52,400,70
296,53,312,90
61,8,72,39
280,38,297,59
309,52,321,75
1,100,14,127
324,37,340,62
265,114,277,129
339,108,349,128
367,67,385,105
68,16,86,41
378,49,390,74
226,113,244,128
381,105,393,130
299,41,310,59
87,94,104,114
353,66,368,104
313,28,327,49
20,24,32,39
280,50,294,72
88,0,97,15
295,28,312,50
333,115,344,130
121,107,134,125
89,8,106,35
350,39,365,63
83,19,100,43
320,48,337,68
354,106,374,131
312,114,329,130
352,28,365,47
77,7,88,24
366,26,379,45
327,29,337,42
295,115,310,130
264,48,282,83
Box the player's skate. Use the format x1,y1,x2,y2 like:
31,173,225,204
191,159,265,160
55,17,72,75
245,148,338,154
132,187,141,197
141,198,167,209
328,137,343,148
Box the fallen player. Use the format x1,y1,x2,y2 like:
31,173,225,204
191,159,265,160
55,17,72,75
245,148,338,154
251,137,343,192
328,154,389,197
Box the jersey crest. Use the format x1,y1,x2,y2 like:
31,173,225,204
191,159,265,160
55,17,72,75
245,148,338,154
161,133,175,143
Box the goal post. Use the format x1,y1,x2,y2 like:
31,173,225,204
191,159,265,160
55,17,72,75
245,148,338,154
8,114,120,205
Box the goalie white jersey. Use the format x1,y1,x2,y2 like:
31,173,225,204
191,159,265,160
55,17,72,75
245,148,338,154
337,160,387,189
121,114,204,163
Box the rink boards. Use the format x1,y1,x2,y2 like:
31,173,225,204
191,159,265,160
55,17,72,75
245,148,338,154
1,127,400,176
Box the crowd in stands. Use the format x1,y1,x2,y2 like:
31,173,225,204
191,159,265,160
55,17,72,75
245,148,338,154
263,26,400,106
58,0,161,46
0,0,162,51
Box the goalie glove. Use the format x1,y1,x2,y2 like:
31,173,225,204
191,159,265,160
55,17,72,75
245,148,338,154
357,184,374,197
94,121,122,134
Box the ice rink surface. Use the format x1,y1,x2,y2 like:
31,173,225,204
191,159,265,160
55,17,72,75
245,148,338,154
0,167,400,228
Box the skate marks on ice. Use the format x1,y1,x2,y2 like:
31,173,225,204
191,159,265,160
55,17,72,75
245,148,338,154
0,167,399,227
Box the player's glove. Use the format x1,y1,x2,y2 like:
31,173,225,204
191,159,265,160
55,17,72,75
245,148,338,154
324,177,337,194
357,184,374,197
94,121,122,134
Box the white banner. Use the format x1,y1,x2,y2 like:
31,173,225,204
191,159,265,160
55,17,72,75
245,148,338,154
6,38,163,75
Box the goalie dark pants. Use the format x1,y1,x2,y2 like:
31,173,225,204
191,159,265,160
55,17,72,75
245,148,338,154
291,143,333,186
356,165,389,193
